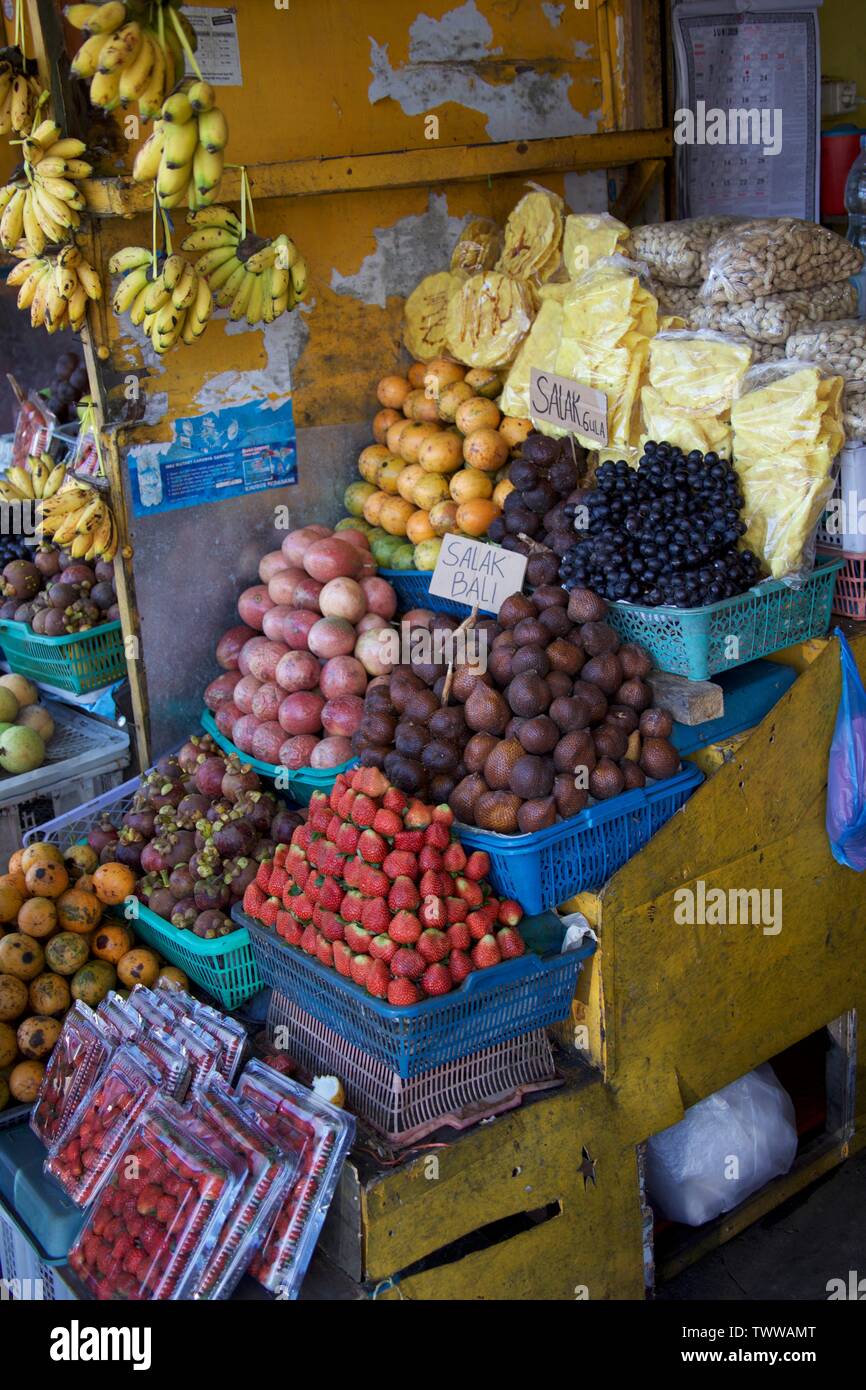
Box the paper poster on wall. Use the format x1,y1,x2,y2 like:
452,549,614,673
180,6,243,85
128,397,297,517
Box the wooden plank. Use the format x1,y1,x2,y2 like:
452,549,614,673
647,671,724,724
612,157,667,223
81,130,674,217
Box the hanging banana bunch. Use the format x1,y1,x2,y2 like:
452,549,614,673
132,76,228,210
0,454,66,506
109,243,213,351
6,243,102,333
0,2,45,134
39,478,118,563
0,115,93,256
180,175,309,328
64,1,195,120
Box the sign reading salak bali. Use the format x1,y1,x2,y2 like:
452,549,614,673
429,534,528,613
529,366,608,446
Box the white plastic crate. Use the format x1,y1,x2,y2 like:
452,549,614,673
267,989,561,1147
0,768,126,872
0,700,129,813
817,443,866,554
0,1202,77,1301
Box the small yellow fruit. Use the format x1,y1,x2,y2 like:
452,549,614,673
376,456,406,495
362,490,389,526
413,473,451,511
450,468,493,504
397,463,424,503
428,500,460,536
358,444,391,485
378,496,416,537
406,510,435,544
493,478,515,507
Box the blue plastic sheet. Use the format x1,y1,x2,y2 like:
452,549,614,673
826,629,866,871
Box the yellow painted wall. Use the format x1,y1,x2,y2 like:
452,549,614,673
820,0,866,121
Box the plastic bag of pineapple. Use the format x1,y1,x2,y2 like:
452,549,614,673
499,283,567,420
553,256,658,452
731,361,845,583
640,330,753,457
450,217,502,275
562,212,630,278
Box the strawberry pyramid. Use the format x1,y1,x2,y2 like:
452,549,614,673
242,767,527,1004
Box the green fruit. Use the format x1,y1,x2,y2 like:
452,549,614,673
392,544,416,571
0,725,44,774
414,538,442,571
370,534,401,567
343,482,377,517
0,688,18,724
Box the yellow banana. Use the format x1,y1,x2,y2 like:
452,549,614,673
21,194,46,255
161,254,185,291
181,226,236,252
7,258,40,287
192,146,222,202
112,263,149,314
138,38,165,120
194,244,238,277
172,264,197,310
10,77,30,131
129,281,150,326
63,4,101,28
28,456,51,498
98,21,141,73
75,495,105,534
38,175,83,205
83,2,127,34
90,68,122,110
216,262,246,307
197,107,228,153
0,189,25,250
205,254,242,291
67,284,88,330
54,259,77,299
8,466,35,499
132,121,164,182
62,158,93,179
109,244,153,274
119,29,155,103
229,271,255,321
244,243,276,275
163,118,198,169
71,31,111,79
17,265,47,310
58,244,82,269
32,120,62,150
186,205,241,233
246,273,265,326
43,137,87,160
42,463,68,500
156,160,190,202
143,276,169,313
188,80,215,113
162,91,193,125
30,272,51,328
290,258,308,299
75,259,102,299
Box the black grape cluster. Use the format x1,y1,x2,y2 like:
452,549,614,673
559,442,762,607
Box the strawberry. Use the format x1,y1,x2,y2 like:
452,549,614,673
455,875,483,908
288,857,310,890
336,790,357,821
472,934,502,968
421,962,452,996
353,766,389,798
316,876,343,912
351,794,378,828
361,896,390,934
373,807,403,838
449,949,474,985
300,924,318,955
383,787,408,814
394,829,424,854
365,958,390,998
136,1184,162,1216
418,895,447,930
418,845,444,872
326,813,342,840
333,939,353,977
404,800,432,830
418,928,449,963
388,910,421,944
343,857,362,889
317,937,334,968
267,865,290,897
308,802,331,834
255,860,273,890
358,829,387,864
156,1195,178,1225
345,922,373,954
464,850,490,881
370,933,398,962
447,921,471,951
388,876,420,912
383,849,417,880
242,881,266,917
424,821,450,851
273,844,288,869
335,821,360,855
387,978,421,1005
443,841,467,873
283,919,304,947
291,891,313,922
467,905,498,939
349,953,371,987
258,896,280,928
357,864,388,897
275,909,292,939
340,890,365,923
294,823,314,851
318,844,346,879
316,910,345,942
420,869,450,899
432,804,454,826
445,895,467,924
391,947,425,980
498,899,523,927
497,926,525,959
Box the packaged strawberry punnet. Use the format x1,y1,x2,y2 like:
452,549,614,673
44,1044,162,1208
134,1028,192,1101
188,1075,299,1300
30,1003,114,1150
126,985,175,1032
235,1060,355,1299
96,992,140,1044
174,1021,221,1089
67,1095,246,1302
189,1005,247,1084
11,388,57,470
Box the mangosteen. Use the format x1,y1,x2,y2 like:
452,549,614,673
193,909,232,939
194,876,231,912
171,897,198,931
148,886,177,920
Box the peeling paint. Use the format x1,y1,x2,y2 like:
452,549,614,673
368,1,599,142
574,40,592,59
330,193,463,308
193,307,311,411
542,3,565,28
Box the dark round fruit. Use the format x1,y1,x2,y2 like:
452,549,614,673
474,790,521,833
394,721,429,758
639,708,673,739
589,758,625,800
554,773,589,819
498,593,537,629
538,606,571,639
553,729,596,776
384,752,426,794
549,694,592,732
546,637,585,676
581,654,623,696
483,738,524,790
463,732,499,772
567,589,607,624
511,644,550,679
526,552,560,588
516,715,560,755
505,671,551,718
517,798,557,833
449,773,488,824
509,754,553,800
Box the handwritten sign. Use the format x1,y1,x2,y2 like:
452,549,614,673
529,367,608,446
429,535,528,614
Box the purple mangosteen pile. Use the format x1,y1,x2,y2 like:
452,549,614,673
0,546,118,635
86,733,302,938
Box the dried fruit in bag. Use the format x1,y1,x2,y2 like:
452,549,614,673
403,270,465,361
496,188,564,284
450,217,501,274
445,271,536,370
640,330,753,457
563,212,630,277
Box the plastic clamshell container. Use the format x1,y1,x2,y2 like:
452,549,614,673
44,1043,161,1208
30,1002,113,1150
378,567,496,618
133,1027,192,1102
152,984,248,1083
235,906,594,1078
200,708,356,805
235,1059,356,1300
605,555,842,681
67,1094,247,1301
0,618,125,694
0,1122,85,1262
188,1075,299,1300
453,765,705,915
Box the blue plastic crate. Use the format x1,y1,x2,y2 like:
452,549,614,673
455,764,704,914
234,905,594,1078
200,709,355,805
604,555,842,680
378,568,496,618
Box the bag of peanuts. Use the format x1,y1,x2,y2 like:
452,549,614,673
693,280,859,346
702,218,864,304
641,330,752,458
731,361,845,582
786,318,866,384
630,216,737,287
647,279,701,323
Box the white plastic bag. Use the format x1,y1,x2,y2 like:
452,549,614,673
646,1063,797,1226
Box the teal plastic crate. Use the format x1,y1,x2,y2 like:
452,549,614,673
378,568,496,618
0,618,125,694
604,555,843,680
121,899,262,1011
200,708,355,805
